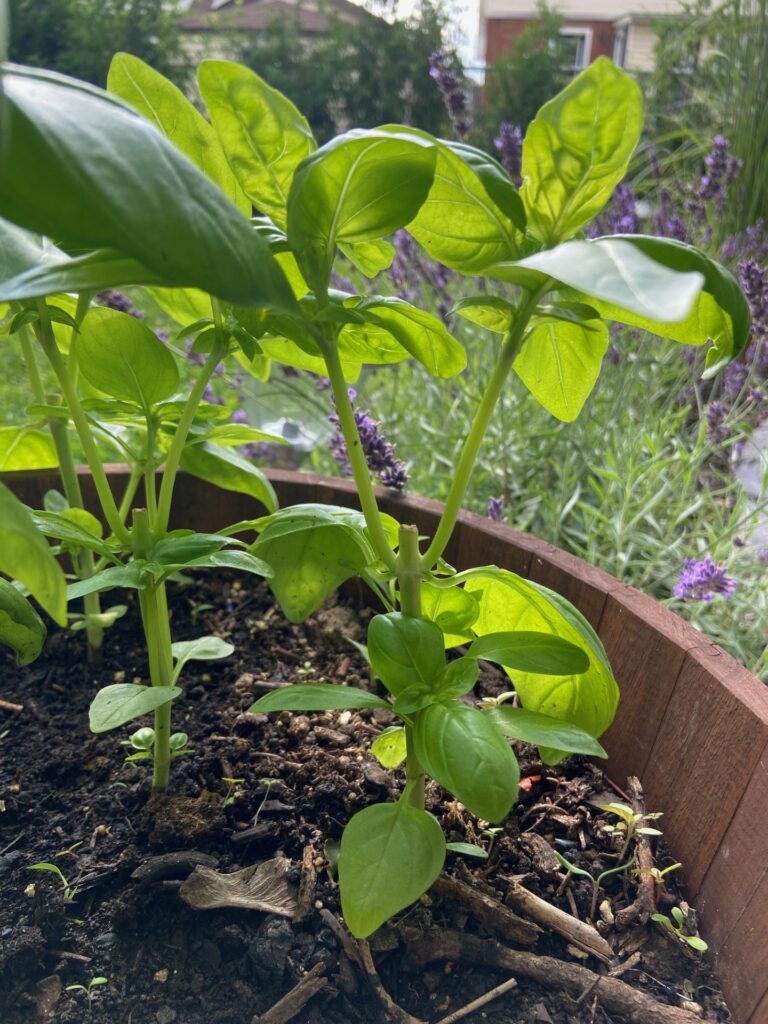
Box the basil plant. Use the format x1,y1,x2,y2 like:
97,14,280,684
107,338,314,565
0,46,748,943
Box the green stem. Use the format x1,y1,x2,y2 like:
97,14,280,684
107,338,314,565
143,419,158,526
319,334,397,572
421,285,550,570
138,579,175,794
21,325,104,648
153,301,227,540
34,301,131,548
397,524,425,810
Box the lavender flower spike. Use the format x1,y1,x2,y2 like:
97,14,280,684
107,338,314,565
494,122,523,187
487,496,504,522
429,51,470,140
673,556,737,602
328,397,408,492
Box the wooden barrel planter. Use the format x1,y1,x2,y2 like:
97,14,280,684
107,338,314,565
5,465,768,1024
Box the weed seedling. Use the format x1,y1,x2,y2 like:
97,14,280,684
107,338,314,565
554,850,636,923
221,777,245,808
66,976,108,1013
27,862,78,903
253,778,280,824
600,801,663,861
652,907,709,952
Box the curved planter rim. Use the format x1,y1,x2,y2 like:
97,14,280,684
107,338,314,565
4,464,768,1024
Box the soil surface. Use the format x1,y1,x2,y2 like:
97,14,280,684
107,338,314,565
0,575,732,1024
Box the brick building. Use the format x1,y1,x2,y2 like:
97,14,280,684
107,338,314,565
480,1,685,73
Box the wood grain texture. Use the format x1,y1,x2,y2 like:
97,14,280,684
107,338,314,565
596,586,704,785
714,867,768,1024
749,984,768,1024
641,645,768,894
697,745,768,971
453,510,543,579
526,543,615,630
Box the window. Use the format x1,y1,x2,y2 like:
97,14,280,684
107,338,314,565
613,24,628,67
559,27,593,73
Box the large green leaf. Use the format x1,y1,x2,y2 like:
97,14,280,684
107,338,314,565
400,130,524,272
442,140,525,230
0,427,58,470
461,567,618,762
89,682,181,733
414,701,519,822
500,238,704,322
198,60,315,227
107,53,249,215
367,612,445,697
77,307,179,408
513,318,610,422
0,577,46,665
286,128,435,293
486,705,607,758
0,481,66,625
468,630,590,675
521,57,643,244
568,235,751,376
179,443,277,513
0,216,161,301
0,64,296,310
339,800,445,938
251,682,389,713
352,297,465,378
252,505,379,622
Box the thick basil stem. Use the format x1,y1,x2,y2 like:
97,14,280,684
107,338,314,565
397,523,426,810
421,284,551,570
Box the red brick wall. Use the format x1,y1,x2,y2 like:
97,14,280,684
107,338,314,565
485,17,614,64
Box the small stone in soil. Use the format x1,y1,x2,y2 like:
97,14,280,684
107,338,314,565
156,1006,176,1024
93,932,119,949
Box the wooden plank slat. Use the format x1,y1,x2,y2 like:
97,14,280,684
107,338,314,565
715,867,768,1024
749,983,768,1024
596,587,704,786
526,544,615,630
641,645,768,893
698,745,768,961
454,511,544,578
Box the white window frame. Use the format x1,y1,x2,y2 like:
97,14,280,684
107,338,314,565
559,26,593,73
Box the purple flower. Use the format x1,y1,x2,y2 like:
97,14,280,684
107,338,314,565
487,497,504,522
673,556,737,602
232,409,249,424
98,290,143,318
723,359,749,397
706,401,728,443
739,260,768,341
494,122,523,187
588,183,641,238
429,51,470,140
328,397,408,492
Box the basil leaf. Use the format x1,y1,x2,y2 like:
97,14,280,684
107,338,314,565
199,59,316,228
521,57,643,244
0,577,46,666
286,128,435,293
251,683,389,713
0,482,67,625
0,64,296,311
414,701,520,822
107,53,249,215
339,800,445,937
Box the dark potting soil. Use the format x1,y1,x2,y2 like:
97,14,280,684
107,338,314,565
0,575,732,1024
